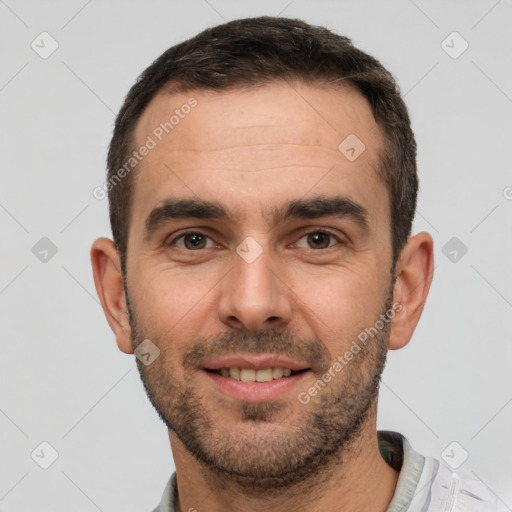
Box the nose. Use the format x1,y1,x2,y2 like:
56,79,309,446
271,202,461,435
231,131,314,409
217,244,293,333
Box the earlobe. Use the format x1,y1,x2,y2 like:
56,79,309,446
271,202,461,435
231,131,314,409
387,232,434,351
90,237,134,354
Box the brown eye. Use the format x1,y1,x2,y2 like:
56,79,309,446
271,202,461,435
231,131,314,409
183,233,207,250
306,232,331,249
167,232,214,250
295,230,341,250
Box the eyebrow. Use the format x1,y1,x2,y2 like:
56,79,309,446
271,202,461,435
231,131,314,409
144,195,370,238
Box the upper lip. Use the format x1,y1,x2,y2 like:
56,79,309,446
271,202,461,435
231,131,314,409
203,354,310,371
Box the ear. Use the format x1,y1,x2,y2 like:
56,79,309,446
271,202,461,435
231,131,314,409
388,231,434,350
90,237,133,354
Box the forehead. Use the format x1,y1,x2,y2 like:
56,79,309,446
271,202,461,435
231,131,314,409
134,81,383,162
129,81,388,233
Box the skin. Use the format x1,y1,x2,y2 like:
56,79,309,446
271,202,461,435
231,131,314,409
91,81,434,512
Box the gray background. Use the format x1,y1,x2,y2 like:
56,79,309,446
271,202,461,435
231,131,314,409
1,0,511,510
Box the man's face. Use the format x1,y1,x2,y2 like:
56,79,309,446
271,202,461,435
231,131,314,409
125,82,396,487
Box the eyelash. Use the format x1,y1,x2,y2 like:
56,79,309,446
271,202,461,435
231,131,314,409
166,228,345,251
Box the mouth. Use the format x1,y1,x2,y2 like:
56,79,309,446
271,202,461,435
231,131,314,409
204,367,309,382
201,355,313,402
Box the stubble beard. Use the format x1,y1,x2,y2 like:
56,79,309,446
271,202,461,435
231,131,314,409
127,285,393,494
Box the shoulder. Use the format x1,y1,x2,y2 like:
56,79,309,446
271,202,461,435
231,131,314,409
378,431,511,512
429,460,511,512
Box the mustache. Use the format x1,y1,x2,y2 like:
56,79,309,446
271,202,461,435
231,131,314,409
182,327,332,374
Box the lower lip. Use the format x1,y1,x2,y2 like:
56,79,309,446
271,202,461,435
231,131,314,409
203,370,312,403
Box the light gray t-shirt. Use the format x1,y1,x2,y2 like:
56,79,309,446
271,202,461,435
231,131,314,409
152,430,508,511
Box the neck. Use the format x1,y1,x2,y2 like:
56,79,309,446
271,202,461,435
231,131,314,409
168,403,400,512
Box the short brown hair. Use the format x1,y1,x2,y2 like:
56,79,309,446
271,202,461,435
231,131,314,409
107,16,418,274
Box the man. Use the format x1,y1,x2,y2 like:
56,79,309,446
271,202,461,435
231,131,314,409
90,16,507,512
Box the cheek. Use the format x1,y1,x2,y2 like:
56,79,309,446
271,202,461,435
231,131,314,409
132,267,215,344
291,269,385,345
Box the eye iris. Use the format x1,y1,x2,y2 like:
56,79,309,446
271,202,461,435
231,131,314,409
308,232,330,249
184,233,206,250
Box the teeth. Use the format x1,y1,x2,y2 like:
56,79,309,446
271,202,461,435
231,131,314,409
217,367,299,381
240,368,256,382
256,368,273,382
272,367,284,379
229,367,240,380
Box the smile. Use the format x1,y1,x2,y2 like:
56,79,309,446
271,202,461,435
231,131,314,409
206,367,307,382
203,367,312,402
